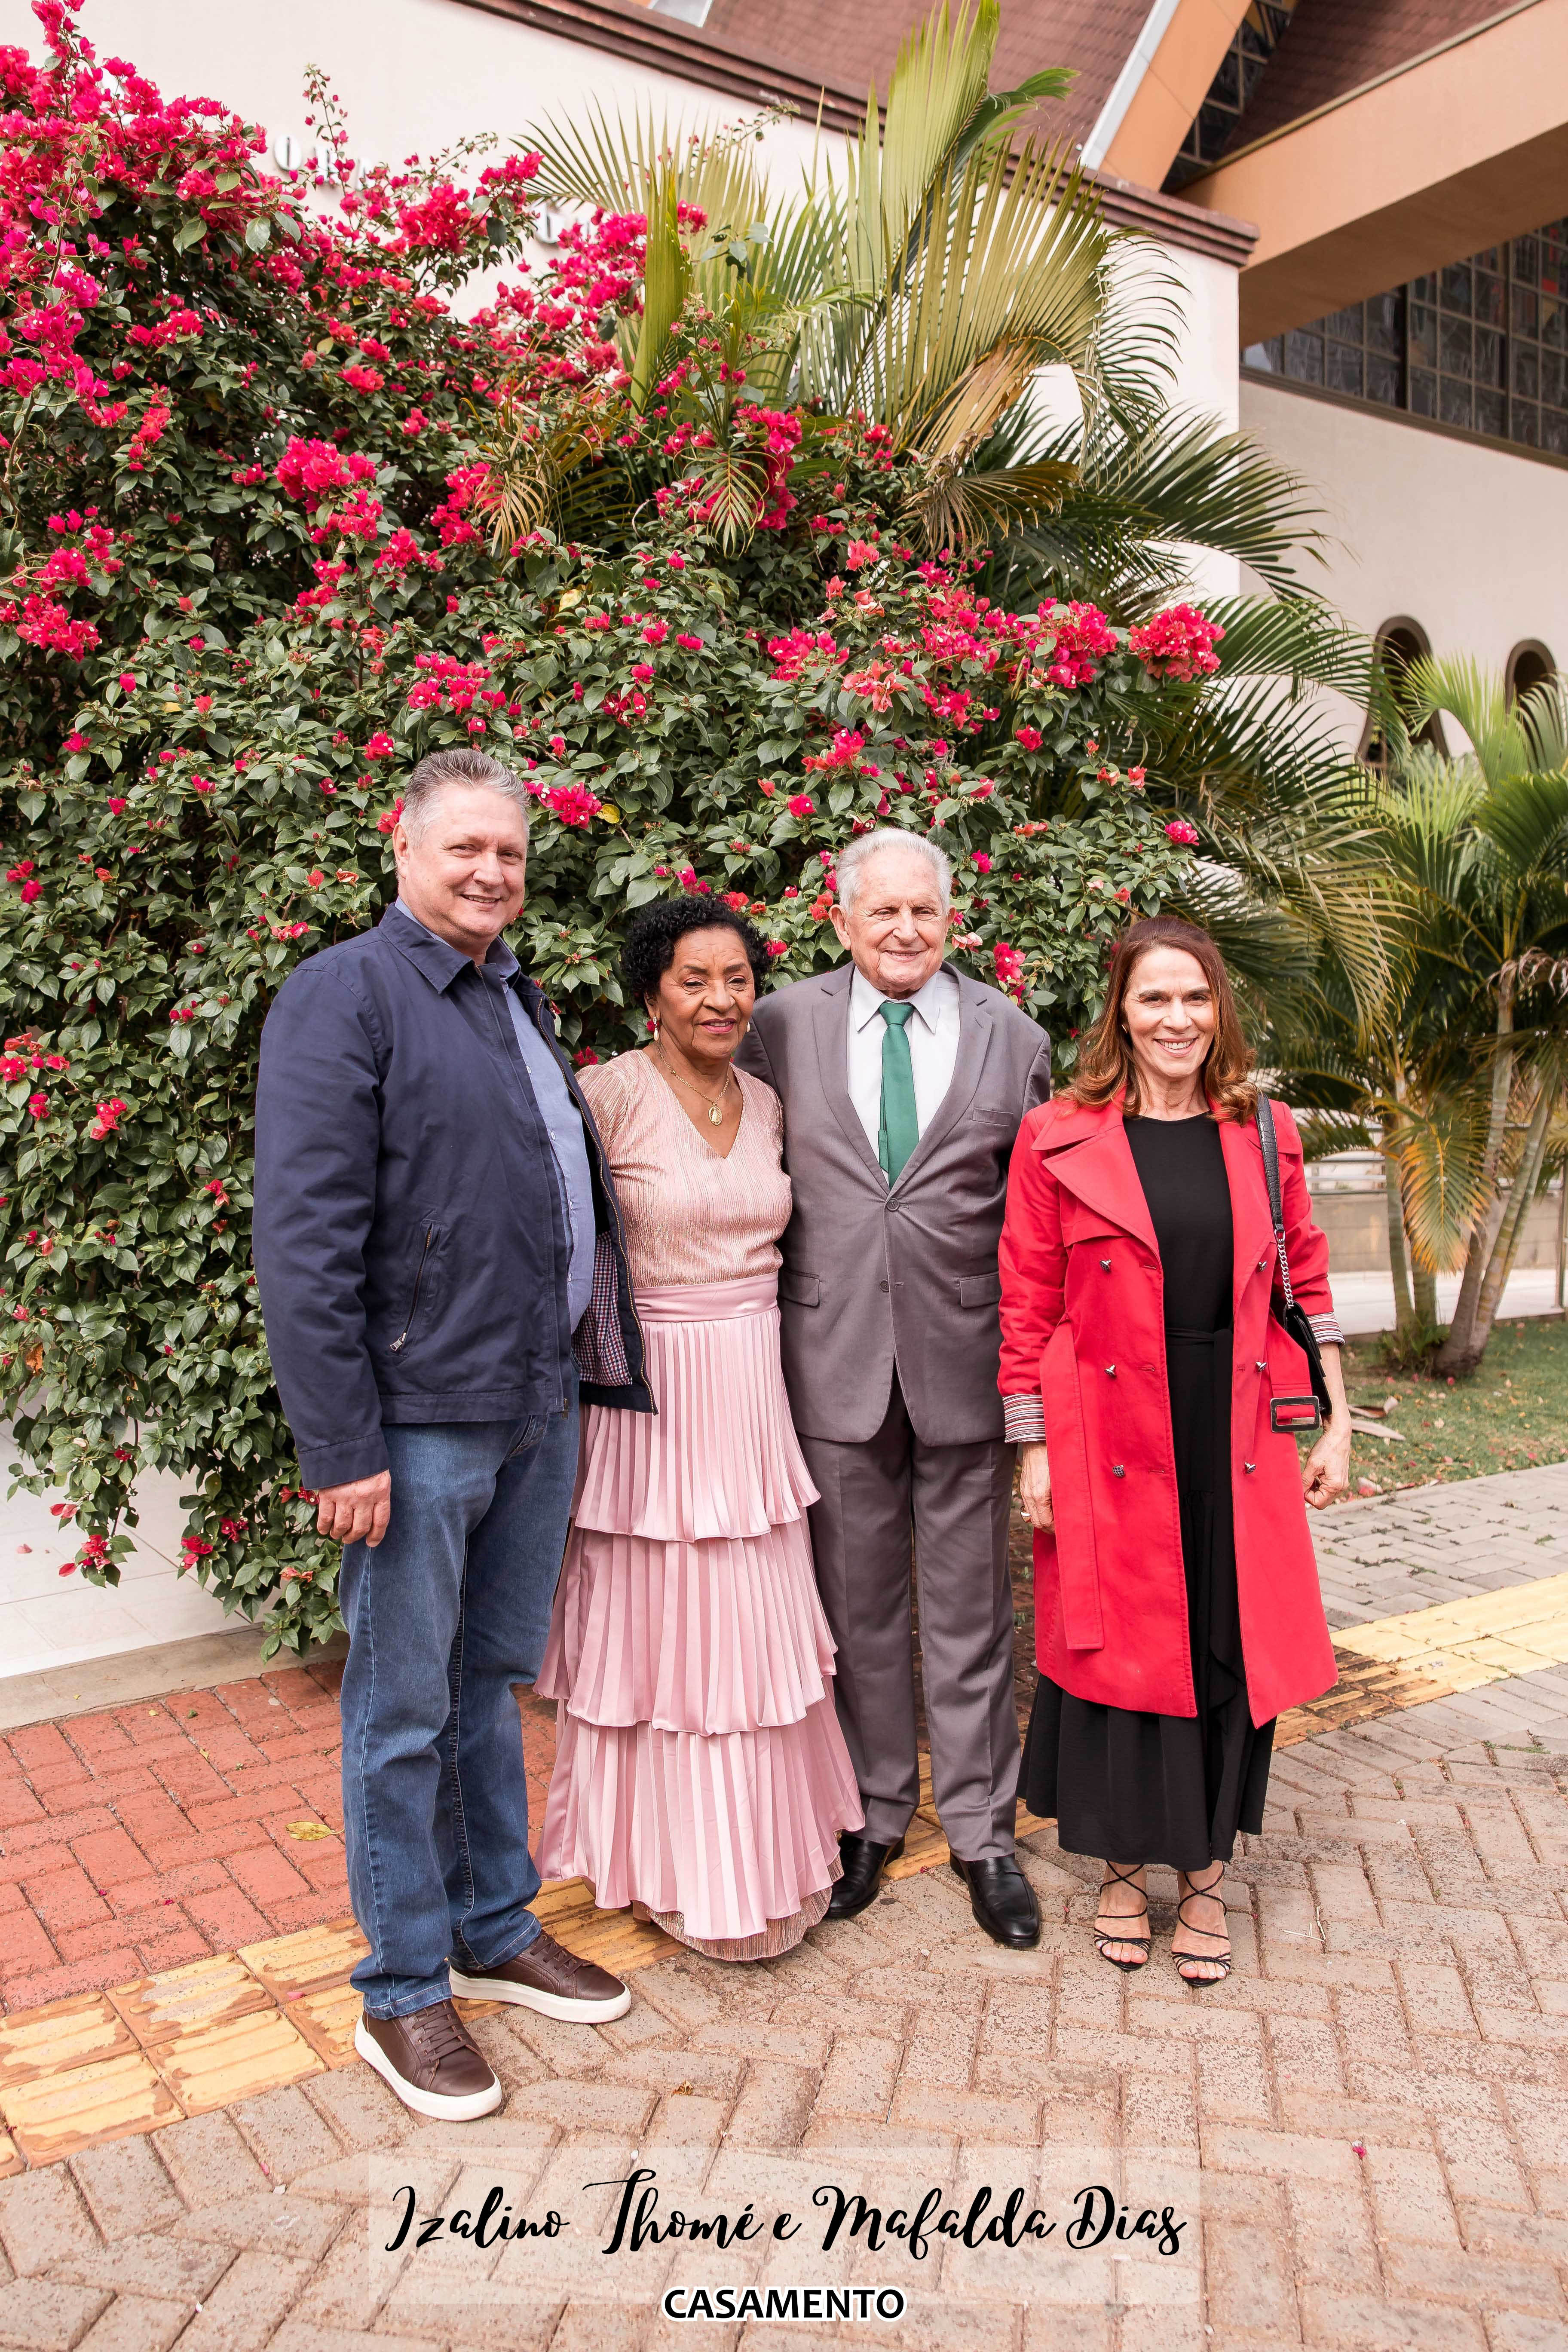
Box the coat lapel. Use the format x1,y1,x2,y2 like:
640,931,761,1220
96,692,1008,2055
1219,1113,1278,1309
1040,1096,1160,1256
891,964,991,1189
809,965,886,1185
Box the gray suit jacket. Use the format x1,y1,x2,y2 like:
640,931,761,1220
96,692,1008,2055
736,961,1052,1446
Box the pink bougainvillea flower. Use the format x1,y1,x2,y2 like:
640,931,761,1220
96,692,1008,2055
787,793,815,818
544,781,603,829
364,732,395,759
1165,818,1200,846
1129,603,1223,682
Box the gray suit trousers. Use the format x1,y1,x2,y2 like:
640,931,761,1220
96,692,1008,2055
799,1372,1020,1861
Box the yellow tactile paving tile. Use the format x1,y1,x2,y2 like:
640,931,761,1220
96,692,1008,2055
534,1876,680,1970
5,1567,1568,2169
150,2007,323,2113
110,1953,272,2046
288,1981,361,2068
1340,1570,1568,1678
239,1918,371,1998
0,2050,179,2166
0,1991,137,2089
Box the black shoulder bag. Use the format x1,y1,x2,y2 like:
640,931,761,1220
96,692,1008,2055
1255,1092,1332,1433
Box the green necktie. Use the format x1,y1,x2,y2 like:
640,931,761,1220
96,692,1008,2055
877,1000,919,1185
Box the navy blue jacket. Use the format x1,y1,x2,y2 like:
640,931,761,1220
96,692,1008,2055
253,903,651,1491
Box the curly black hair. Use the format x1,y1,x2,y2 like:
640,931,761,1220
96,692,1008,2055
622,894,771,1009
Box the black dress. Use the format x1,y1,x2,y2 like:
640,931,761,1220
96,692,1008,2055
1021,1112,1275,1871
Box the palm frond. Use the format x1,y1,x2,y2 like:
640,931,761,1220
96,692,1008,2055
902,456,1078,553
1006,408,1332,610
628,173,690,411
1204,596,1374,698
689,447,767,551
857,0,1001,291
1519,674,1568,771
1389,1095,1491,1271
1404,654,1529,785
859,137,1112,444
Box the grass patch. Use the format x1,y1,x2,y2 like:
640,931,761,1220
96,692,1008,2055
1335,1314,1568,1492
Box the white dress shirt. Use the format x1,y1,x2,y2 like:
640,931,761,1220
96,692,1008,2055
846,963,961,1170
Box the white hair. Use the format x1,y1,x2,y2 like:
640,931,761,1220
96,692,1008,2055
835,827,952,915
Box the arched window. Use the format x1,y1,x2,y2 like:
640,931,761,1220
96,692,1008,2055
1505,640,1556,706
1360,618,1445,766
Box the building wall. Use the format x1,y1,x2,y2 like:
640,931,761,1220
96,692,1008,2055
0,0,840,192
1240,374,1568,747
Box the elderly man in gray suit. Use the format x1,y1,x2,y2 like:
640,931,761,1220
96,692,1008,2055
736,828,1052,1945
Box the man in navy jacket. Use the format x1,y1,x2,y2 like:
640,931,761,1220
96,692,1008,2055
254,746,651,2121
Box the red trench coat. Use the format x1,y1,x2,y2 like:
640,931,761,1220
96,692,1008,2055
997,1093,1338,1727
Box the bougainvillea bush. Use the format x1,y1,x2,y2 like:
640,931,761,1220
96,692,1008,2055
0,2,1227,1647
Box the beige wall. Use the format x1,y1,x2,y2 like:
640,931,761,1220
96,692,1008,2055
1313,1188,1563,1277
1240,375,1568,750
0,0,839,193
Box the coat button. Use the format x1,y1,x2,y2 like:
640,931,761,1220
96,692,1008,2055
1243,1461,1256,1473
1100,1258,1112,1270
879,1280,889,1292
1255,1360,1267,1372
1112,1463,1125,1477
1105,1365,1116,1378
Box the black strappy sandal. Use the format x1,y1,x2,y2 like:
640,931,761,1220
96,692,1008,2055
1173,1867,1232,1988
1093,1862,1151,1972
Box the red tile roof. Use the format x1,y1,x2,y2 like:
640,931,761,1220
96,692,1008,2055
1218,0,1516,153
698,0,1152,151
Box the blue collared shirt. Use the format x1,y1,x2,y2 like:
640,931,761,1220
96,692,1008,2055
397,900,596,1332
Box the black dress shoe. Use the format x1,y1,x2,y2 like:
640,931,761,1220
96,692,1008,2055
950,1853,1041,1948
825,1832,905,1920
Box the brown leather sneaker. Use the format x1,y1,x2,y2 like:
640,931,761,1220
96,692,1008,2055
448,1928,631,2022
354,1999,503,2120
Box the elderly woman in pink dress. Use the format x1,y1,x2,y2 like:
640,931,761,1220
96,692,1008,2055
536,898,862,1958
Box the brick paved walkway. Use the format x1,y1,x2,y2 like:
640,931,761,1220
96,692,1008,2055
0,1467,1565,2345
0,1692,1565,2348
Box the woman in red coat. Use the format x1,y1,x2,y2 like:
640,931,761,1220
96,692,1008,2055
998,916,1351,1984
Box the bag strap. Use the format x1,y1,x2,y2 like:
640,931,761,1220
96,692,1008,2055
1254,1091,1297,1312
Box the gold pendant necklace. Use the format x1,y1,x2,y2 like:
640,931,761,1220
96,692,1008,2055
655,1046,729,1124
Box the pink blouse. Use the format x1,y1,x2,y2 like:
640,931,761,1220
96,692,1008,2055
578,1050,791,1289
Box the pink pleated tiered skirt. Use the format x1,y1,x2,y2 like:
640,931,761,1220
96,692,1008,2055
536,1274,863,1960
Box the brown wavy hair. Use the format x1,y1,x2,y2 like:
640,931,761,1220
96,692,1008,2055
1067,915,1256,1122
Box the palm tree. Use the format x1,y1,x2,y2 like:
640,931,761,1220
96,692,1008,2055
1267,756,1494,1356
1393,662,1568,1374
500,0,1332,588
1287,676,1568,1377
488,1,1383,1017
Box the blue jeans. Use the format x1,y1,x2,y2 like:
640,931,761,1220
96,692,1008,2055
337,1387,578,2017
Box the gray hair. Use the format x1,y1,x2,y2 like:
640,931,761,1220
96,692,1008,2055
835,827,951,915
400,747,531,844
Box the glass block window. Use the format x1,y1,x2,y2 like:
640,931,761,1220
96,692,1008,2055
1242,218,1568,460
1167,2,1300,191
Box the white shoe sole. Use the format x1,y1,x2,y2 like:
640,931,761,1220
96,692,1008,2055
448,1963,631,2023
354,2016,504,2120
